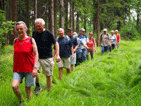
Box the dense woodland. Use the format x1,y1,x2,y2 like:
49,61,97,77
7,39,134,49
0,0,141,48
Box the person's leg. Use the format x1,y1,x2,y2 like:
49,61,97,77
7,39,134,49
34,60,42,94
25,87,32,100
90,50,94,59
46,75,52,92
12,72,23,102
82,48,87,62
59,68,63,80
86,50,89,60
12,80,23,101
101,46,104,55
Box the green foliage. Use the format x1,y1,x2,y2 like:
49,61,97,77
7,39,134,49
120,20,141,40
1,40,141,106
0,10,14,48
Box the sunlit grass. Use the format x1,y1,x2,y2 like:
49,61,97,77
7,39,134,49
0,40,141,106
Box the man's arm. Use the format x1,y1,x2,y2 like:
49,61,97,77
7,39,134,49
54,42,60,62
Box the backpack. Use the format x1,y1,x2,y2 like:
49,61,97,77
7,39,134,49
100,33,109,41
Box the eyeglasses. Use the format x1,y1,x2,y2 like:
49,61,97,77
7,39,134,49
67,31,71,33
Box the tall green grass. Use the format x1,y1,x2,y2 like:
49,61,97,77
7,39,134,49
0,40,141,106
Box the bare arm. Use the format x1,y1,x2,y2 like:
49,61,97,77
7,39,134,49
32,38,39,77
54,42,60,62
74,45,79,52
71,46,74,59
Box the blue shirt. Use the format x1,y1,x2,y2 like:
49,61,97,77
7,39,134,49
76,38,83,53
57,36,73,58
68,35,78,49
78,34,89,49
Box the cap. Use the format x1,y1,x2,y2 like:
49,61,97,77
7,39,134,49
73,32,78,37
80,28,85,32
68,28,73,31
103,28,107,31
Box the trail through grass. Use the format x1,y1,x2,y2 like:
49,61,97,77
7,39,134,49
0,40,141,106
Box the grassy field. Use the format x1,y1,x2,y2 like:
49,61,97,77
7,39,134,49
0,40,141,106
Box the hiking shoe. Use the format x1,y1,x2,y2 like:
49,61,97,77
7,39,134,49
34,86,42,94
19,101,24,106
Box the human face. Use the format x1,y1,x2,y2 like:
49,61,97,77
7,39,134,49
115,31,118,34
89,34,93,38
103,31,107,34
58,29,64,38
80,31,85,35
35,21,44,33
111,31,114,35
67,30,73,36
16,24,27,37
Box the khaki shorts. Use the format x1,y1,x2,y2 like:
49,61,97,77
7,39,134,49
37,58,54,76
57,57,70,69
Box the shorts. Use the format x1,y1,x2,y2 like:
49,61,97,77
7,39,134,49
57,57,70,69
37,58,54,76
70,52,76,65
13,72,35,87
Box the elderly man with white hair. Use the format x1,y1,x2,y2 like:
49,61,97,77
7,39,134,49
100,28,111,55
32,18,60,94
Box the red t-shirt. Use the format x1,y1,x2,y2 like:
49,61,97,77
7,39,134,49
13,37,34,73
87,38,94,51
116,34,120,43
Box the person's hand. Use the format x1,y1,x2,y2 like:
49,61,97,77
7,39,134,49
56,55,61,62
32,68,37,78
74,49,76,53
87,47,91,49
71,55,74,59
95,49,96,52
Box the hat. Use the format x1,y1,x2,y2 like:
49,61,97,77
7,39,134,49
80,28,85,32
68,28,73,31
73,32,78,37
103,28,107,31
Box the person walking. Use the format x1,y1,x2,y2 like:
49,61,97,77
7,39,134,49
73,32,89,66
56,28,74,80
12,21,38,105
115,30,120,48
87,32,96,60
100,28,111,55
110,30,116,50
78,28,89,62
67,28,79,71
32,18,60,94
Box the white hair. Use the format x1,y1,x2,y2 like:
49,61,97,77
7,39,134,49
115,30,118,32
35,18,45,26
16,21,28,30
58,28,64,32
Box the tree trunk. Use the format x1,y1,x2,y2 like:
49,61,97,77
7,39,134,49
64,0,68,35
69,0,73,28
34,0,37,30
60,0,64,29
76,12,80,34
9,0,17,45
26,0,30,36
96,0,100,46
93,0,97,34
48,0,54,35
9,0,13,45
54,0,58,37
72,1,74,31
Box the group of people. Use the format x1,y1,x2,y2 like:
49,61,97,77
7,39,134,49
100,28,120,55
12,18,120,106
